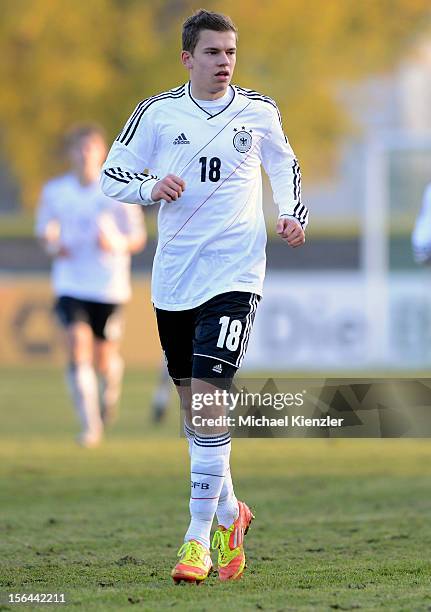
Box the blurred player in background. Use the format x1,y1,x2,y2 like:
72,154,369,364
412,182,431,264
101,10,307,583
35,124,146,448
151,360,172,422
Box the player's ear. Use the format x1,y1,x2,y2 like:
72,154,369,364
181,50,193,70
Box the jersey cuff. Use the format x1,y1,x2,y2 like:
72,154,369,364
278,214,303,228
138,177,160,205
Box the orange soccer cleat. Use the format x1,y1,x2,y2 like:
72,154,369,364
171,539,213,584
211,500,254,581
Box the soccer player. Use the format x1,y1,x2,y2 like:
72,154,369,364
151,360,172,422
101,10,308,582
412,182,431,264
36,124,146,448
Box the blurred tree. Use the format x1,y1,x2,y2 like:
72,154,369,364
0,0,429,208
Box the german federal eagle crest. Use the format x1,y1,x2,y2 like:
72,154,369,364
233,127,253,153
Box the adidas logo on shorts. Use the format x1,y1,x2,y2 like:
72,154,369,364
173,132,190,145
212,363,223,374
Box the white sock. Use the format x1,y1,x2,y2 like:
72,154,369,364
183,420,195,457
185,424,238,528
185,432,231,550
66,363,102,435
216,466,239,528
99,354,124,422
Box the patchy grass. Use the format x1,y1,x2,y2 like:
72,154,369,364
0,368,430,611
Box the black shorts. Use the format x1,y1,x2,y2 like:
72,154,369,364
54,296,123,341
155,291,260,389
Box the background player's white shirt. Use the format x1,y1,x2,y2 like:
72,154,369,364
35,173,144,303
101,83,308,310
412,183,431,263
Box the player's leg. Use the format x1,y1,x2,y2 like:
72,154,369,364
151,360,172,423
55,296,103,447
177,382,194,454
94,339,124,425
192,291,259,580
92,303,124,426
154,306,194,440
190,376,238,530
154,306,213,583
185,375,232,553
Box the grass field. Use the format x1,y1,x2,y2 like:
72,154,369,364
1,368,431,611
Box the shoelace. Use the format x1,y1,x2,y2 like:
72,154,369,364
211,530,230,563
177,541,204,565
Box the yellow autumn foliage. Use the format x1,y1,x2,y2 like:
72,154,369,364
0,0,429,208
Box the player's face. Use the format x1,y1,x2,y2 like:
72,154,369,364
68,135,107,176
182,29,237,99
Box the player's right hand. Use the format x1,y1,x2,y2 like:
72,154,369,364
151,174,185,202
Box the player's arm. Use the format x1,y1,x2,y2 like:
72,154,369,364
98,205,148,255
412,184,431,264
34,185,69,257
101,103,185,205
127,206,147,254
261,104,308,248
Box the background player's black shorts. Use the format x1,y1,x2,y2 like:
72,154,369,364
54,296,123,341
155,291,260,389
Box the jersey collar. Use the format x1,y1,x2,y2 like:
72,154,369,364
186,82,237,120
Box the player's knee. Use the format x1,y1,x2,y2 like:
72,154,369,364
192,356,236,391
96,350,124,376
67,324,92,361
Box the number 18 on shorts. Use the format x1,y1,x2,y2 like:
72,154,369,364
155,291,260,387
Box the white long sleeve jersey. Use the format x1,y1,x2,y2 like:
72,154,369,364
101,82,308,311
36,174,145,303
412,183,431,263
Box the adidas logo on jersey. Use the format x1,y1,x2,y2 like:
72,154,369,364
173,133,190,145
212,363,223,374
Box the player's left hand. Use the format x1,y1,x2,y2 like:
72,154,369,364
276,217,305,247
97,214,129,253
98,230,128,253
